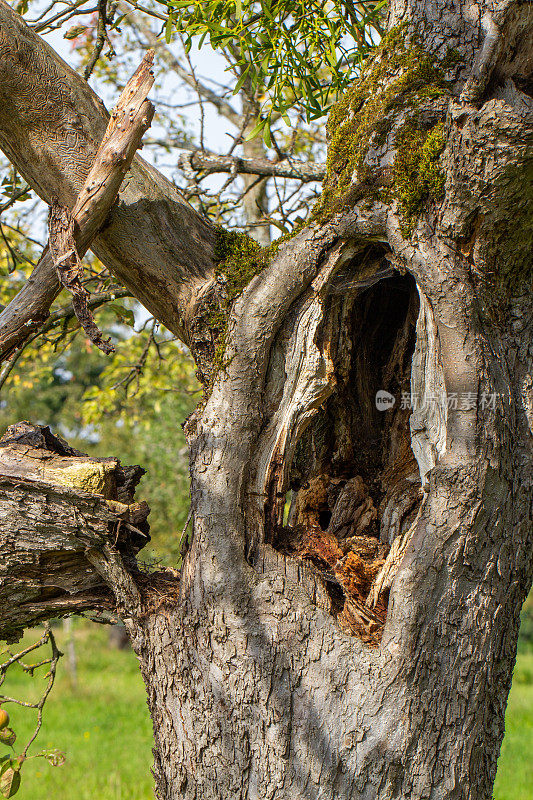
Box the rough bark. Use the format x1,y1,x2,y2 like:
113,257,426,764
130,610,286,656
126,2,532,798
0,1,532,799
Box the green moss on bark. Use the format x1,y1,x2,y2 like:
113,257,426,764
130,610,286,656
314,24,460,224
393,121,446,235
204,228,263,374
213,229,262,302
198,224,309,384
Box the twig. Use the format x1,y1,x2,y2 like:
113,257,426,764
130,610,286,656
84,0,109,80
22,625,61,758
0,624,63,759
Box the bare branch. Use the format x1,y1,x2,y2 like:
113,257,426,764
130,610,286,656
120,3,243,127
178,151,326,182
0,50,155,361
84,0,111,80
0,185,31,214
48,200,115,353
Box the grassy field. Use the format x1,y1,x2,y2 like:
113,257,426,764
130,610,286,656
1,624,153,800
494,651,533,800
1,623,531,799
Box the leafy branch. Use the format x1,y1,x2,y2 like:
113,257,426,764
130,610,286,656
0,624,65,798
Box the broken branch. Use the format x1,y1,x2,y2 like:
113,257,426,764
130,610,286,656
0,423,150,642
48,199,114,354
0,50,155,361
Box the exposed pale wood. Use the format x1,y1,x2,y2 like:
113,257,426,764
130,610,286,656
0,50,155,360
0,0,217,338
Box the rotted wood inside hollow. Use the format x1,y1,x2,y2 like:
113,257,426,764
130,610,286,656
271,272,422,644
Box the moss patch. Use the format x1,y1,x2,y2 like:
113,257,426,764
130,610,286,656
314,24,461,223
203,228,264,377
213,228,263,303
393,120,446,235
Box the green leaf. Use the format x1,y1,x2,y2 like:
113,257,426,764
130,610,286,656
262,121,272,148
244,119,266,141
233,67,249,95
164,12,173,44
0,760,12,778
169,0,383,124
109,305,135,327
0,730,16,749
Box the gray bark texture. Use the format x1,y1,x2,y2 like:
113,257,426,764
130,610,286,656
0,0,532,799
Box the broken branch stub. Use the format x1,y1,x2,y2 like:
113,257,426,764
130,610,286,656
0,422,150,642
0,51,155,361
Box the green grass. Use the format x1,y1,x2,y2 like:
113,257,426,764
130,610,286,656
494,651,533,800
1,623,154,800
1,623,532,799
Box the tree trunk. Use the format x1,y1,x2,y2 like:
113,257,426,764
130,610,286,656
0,1,532,799
127,3,532,796
129,244,532,799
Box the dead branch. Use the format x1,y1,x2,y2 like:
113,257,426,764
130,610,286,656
178,150,325,183
0,50,155,362
121,2,243,127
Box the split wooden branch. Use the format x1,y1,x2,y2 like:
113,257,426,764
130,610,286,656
0,0,216,341
0,51,155,362
0,422,150,642
48,200,114,354
365,502,426,608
